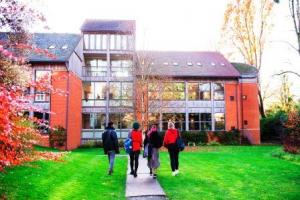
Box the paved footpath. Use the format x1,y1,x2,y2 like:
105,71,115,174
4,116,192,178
125,156,167,200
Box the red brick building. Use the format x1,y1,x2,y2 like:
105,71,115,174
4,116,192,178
1,20,260,150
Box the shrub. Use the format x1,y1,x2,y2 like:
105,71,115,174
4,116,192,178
181,131,208,145
207,141,221,146
284,110,300,154
49,126,66,148
219,129,241,145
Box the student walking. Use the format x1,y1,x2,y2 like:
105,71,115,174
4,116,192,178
102,121,119,175
128,122,142,178
147,124,163,179
163,122,180,176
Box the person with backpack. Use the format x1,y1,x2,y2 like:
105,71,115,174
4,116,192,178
147,124,163,179
128,122,142,178
102,121,119,175
163,121,180,176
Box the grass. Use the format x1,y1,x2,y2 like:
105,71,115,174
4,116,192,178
1,146,300,200
157,146,300,200
0,147,127,200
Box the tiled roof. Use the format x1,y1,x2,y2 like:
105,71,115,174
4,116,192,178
231,62,258,78
81,19,135,34
0,32,81,62
136,51,241,78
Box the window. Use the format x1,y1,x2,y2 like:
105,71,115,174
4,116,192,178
111,60,133,77
62,45,68,49
85,58,107,76
83,34,107,50
82,82,106,107
109,113,134,137
187,62,193,66
116,35,121,49
188,113,212,131
48,45,55,49
34,112,50,134
82,113,106,129
84,34,89,49
35,70,51,102
162,113,186,131
95,35,101,50
110,35,115,50
109,82,133,107
188,83,199,100
121,35,127,50
230,96,235,101
213,83,224,100
148,83,161,100
215,113,225,130
102,35,107,49
162,82,185,100
128,35,134,50
89,34,95,50
200,83,211,100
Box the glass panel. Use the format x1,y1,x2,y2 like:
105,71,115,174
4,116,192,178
89,34,95,50
162,82,185,100
84,34,89,49
213,83,224,100
215,113,225,130
148,113,160,127
162,113,185,131
116,35,121,49
109,82,121,99
201,122,212,131
102,35,107,49
121,35,127,50
121,113,134,129
122,82,133,99
82,82,94,100
110,35,115,50
94,82,106,99
200,83,211,100
82,99,94,107
188,83,199,100
109,100,121,107
96,35,101,50
201,113,211,121
128,35,134,50
35,71,51,82
82,113,93,129
109,113,121,129
82,131,93,139
94,114,106,129
188,113,200,130
122,100,133,107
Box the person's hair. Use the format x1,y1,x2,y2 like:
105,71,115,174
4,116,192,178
168,121,175,129
108,121,114,128
132,121,140,130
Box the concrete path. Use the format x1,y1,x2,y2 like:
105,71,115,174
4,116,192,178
125,156,167,200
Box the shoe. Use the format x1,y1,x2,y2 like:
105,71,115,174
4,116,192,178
175,170,179,175
150,170,153,176
153,174,157,179
172,171,176,176
108,170,112,175
130,171,134,175
134,172,137,178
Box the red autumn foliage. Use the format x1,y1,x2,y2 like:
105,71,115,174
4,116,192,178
283,111,300,154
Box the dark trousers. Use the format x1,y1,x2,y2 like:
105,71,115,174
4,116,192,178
130,150,140,172
168,145,179,172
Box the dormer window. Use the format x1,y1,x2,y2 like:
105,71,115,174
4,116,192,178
62,45,68,49
48,45,55,49
151,62,155,65
163,62,168,66
221,63,225,66
211,62,216,66
173,62,179,66
187,62,193,66
196,62,202,66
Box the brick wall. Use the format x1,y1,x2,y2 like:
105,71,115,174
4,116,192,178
225,83,239,131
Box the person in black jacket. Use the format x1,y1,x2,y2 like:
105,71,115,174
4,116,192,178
102,121,119,175
147,124,163,179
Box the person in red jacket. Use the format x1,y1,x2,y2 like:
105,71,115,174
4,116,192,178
128,122,142,178
163,121,180,176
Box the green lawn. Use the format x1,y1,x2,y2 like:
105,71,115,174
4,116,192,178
158,146,300,200
0,148,127,200
1,146,300,200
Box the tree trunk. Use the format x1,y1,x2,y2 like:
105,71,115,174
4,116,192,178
258,89,266,118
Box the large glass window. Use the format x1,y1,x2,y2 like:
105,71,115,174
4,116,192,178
110,35,115,50
148,83,161,100
109,113,134,137
162,113,186,131
85,58,107,76
215,113,225,130
188,83,199,100
82,82,106,107
109,82,133,107
111,60,133,77
35,70,51,102
83,34,107,50
162,82,185,100
213,83,224,100
188,113,212,131
200,83,211,100
82,113,106,129
148,113,160,128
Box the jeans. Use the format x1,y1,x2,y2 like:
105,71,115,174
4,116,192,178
129,151,140,172
168,145,179,172
107,151,116,171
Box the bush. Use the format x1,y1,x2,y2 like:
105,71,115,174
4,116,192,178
284,110,300,154
181,131,208,145
219,129,241,145
49,126,66,148
207,141,221,146
260,110,287,142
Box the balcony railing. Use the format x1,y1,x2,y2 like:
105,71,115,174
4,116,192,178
82,66,107,77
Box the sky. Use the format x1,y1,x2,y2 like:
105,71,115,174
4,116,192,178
31,0,300,105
